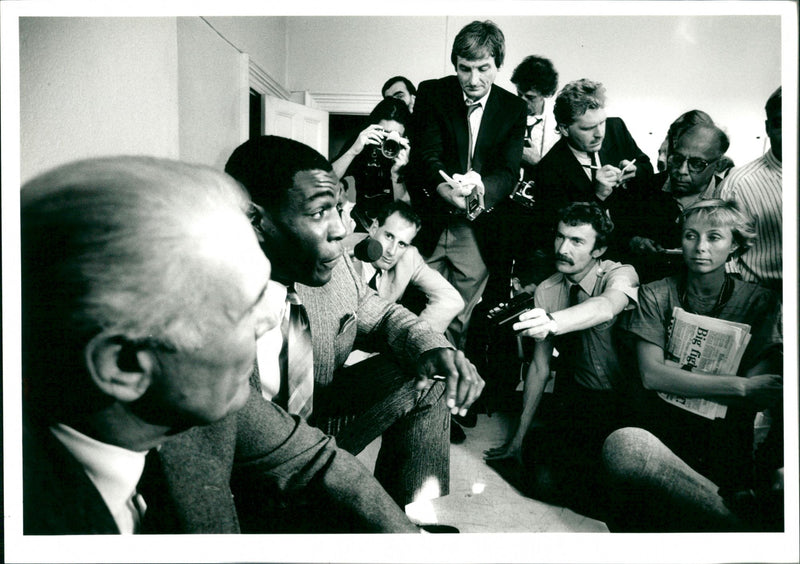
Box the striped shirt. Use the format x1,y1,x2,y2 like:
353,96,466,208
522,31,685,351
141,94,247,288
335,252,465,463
718,150,782,287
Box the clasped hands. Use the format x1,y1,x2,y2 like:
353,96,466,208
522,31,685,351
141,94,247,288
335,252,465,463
416,348,484,416
436,170,484,210
594,159,637,199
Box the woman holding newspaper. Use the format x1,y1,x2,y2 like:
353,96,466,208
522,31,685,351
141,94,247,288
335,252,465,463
602,199,783,532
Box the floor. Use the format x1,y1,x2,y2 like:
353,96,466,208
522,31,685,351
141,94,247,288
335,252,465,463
356,411,609,533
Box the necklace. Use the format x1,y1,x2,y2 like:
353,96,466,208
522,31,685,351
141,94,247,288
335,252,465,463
679,273,733,316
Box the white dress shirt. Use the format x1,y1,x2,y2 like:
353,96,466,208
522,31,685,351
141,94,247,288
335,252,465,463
50,423,147,534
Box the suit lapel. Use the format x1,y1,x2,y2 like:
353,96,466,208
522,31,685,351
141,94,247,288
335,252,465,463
554,138,593,197
446,77,470,173
24,421,120,534
471,87,499,173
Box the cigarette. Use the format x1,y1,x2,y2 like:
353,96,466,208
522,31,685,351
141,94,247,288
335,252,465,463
431,375,447,381
620,158,637,173
581,163,601,170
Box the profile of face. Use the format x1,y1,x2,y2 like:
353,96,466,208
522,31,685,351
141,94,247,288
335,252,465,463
384,81,415,113
260,169,346,287
657,137,669,172
517,88,546,116
681,215,738,275
766,109,781,161
368,212,418,271
560,108,607,153
456,54,498,101
145,210,277,426
667,128,722,196
553,221,605,281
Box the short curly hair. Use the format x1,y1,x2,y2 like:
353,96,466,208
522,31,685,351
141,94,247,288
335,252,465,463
557,201,615,250
680,199,756,259
553,79,606,127
510,55,558,97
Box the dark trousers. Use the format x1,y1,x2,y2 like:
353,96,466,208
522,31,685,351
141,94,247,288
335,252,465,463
521,375,631,519
312,353,450,507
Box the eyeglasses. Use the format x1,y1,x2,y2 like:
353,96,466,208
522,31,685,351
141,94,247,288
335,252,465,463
667,152,718,174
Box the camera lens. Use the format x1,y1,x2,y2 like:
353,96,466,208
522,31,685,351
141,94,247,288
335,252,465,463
381,139,400,159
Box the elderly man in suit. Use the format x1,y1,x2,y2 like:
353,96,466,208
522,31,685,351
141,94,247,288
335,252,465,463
21,156,419,535
408,19,527,351
225,135,484,508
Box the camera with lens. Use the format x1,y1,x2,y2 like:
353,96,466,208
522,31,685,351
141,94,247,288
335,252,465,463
510,179,537,209
464,185,485,221
377,128,404,159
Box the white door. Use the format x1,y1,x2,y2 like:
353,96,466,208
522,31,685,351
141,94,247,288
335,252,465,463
262,96,329,158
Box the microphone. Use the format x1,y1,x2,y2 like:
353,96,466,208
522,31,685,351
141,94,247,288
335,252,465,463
353,237,383,263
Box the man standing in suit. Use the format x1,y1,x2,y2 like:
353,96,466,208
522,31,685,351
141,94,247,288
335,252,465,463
511,55,561,178
225,136,484,508
532,78,653,230
21,156,420,535
408,20,527,350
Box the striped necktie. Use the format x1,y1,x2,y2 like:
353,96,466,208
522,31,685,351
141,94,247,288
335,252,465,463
280,287,314,418
466,101,481,171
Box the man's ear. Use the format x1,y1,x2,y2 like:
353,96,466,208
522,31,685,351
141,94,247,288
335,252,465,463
557,123,569,137
409,95,416,113
84,333,155,403
591,245,607,259
368,219,379,238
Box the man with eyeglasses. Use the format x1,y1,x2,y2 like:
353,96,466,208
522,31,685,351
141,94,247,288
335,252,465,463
613,122,731,283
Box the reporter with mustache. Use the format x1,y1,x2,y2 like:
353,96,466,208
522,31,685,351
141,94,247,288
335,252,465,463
484,202,639,520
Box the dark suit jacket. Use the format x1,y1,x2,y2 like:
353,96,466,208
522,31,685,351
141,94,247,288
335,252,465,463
531,116,654,228
23,387,416,535
408,75,527,256
23,420,122,534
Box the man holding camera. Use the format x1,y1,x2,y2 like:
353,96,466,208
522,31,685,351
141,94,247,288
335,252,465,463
408,20,526,350
484,202,638,518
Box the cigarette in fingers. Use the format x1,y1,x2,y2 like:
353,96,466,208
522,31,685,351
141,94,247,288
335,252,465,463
431,375,447,381
581,163,601,170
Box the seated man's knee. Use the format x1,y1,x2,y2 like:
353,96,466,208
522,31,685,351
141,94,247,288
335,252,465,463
602,427,659,480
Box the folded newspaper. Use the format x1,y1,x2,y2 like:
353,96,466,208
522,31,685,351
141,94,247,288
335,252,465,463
660,307,752,419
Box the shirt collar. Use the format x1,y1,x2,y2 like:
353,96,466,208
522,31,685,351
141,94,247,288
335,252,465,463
50,423,147,526
567,143,596,164
559,259,604,296
765,149,781,170
463,86,491,108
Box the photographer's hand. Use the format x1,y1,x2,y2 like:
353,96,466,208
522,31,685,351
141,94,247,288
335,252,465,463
390,140,410,176
436,181,467,209
351,124,385,156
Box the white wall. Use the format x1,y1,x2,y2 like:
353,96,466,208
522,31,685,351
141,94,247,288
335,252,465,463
204,16,288,87
284,15,781,167
177,17,247,170
19,17,180,182
17,13,784,179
